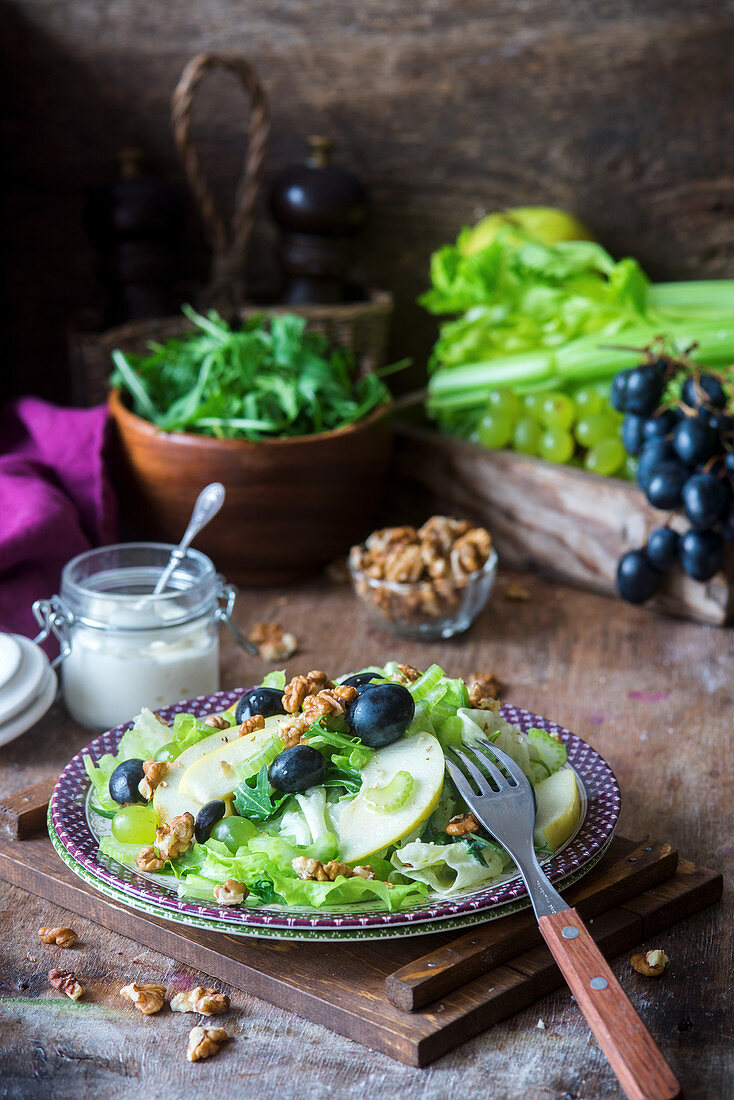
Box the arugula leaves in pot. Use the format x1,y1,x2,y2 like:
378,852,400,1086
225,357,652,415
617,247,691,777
111,306,403,440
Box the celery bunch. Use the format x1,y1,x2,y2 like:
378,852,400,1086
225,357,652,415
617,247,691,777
421,229,734,432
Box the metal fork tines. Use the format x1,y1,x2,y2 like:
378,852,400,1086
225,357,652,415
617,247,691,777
445,740,682,1099
445,741,568,919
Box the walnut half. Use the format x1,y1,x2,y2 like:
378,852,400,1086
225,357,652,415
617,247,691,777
38,926,77,948
171,986,230,1016
213,879,249,905
48,968,83,1001
445,813,479,836
186,1026,229,1062
120,982,166,1014
631,949,669,977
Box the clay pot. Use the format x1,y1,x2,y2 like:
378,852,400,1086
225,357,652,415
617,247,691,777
107,389,393,586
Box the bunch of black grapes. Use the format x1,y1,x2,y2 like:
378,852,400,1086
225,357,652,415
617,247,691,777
612,355,734,603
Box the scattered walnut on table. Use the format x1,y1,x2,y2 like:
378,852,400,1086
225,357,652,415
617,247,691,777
249,621,299,662
138,759,168,801
630,949,669,977
187,1026,229,1063
48,968,83,1001
120,982,166,1014
504,581,531,602
213,879,249,905
38,927,77,948
171,986,230,1016
238,714,265,738
445,813,479,836
155,813,195,861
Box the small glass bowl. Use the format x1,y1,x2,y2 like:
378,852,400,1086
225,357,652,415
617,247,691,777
349,547,498,639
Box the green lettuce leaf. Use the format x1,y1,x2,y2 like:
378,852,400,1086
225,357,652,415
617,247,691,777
392,839,504,896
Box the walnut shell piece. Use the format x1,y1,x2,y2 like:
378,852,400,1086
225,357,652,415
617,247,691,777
48,968,83,1001
170,986,230,1016
120,982,166,1014
186,1025,229,1062
630,949,669,977
38,926,77,948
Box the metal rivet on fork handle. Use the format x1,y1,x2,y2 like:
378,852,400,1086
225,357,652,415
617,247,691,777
590,977,608,990
562,926,580,939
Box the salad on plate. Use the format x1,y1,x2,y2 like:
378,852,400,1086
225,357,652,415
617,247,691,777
83,663,582,913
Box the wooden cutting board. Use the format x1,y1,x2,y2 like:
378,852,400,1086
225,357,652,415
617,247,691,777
0,782,722,1067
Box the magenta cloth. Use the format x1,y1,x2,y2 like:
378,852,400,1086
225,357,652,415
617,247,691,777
0,397,118,638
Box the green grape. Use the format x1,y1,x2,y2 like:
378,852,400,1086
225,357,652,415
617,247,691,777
523,393,545,421
211,816,258,853
540,392,575,430
573,387,603,416
486,388,521,422
539,427,575,464
575,413,619,448
111,804,158,845
477,411,514,449
156,740,179,763
513,416,542,455
584,438,626,476
623,455,638,481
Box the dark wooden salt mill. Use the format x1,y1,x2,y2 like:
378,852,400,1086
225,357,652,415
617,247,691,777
269,136,368,305
83,148,183,326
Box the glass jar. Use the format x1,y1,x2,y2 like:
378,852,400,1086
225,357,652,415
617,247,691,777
33,543,246,731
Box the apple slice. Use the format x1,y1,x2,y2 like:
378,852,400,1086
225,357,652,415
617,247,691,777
533,767,581,851
178,717,283,804
153,725,238,824
335,731,445,863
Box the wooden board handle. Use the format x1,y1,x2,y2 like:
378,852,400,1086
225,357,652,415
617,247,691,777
539,908,680,1100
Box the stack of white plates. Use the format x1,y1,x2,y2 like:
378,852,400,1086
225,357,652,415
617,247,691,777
0,633,57,748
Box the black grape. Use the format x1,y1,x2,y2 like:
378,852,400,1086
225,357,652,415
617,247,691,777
678,529,724,581
636,439,675,491
625,363,665,416
681,373,726,410
681,472,730,528
646,528,679,571
616,550,661,604
622,414,647,457
672,417,718,467
646,462,688,510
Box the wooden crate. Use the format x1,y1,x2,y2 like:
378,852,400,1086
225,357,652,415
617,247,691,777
394,423,734,626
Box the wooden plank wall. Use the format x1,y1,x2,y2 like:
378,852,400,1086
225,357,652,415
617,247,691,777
2,0,734,401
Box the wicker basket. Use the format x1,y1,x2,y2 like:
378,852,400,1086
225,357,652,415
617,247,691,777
70,52,393,405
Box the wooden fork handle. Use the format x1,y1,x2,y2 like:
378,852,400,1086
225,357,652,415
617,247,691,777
539,908,681,1100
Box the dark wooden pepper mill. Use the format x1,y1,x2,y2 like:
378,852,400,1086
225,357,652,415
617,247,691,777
83,148,183,325
269,136,368,305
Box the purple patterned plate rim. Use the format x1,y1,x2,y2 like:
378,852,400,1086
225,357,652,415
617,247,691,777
49,690,621,931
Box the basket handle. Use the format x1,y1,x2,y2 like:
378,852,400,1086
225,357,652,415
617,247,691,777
171,52,270,307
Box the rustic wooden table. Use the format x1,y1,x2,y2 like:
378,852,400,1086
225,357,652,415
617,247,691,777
0,570,730,1099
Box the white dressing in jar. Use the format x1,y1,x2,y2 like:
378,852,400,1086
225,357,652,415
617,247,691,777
40,543,240,730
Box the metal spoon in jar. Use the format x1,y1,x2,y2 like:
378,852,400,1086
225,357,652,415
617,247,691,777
153,482,226,595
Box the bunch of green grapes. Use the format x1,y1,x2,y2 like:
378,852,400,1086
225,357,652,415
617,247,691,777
474,385,633,477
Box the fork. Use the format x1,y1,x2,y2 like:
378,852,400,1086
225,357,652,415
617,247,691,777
446,742,681,1100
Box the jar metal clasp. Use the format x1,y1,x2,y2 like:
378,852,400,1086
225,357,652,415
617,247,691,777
32,597,73,669
215,578,259,655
